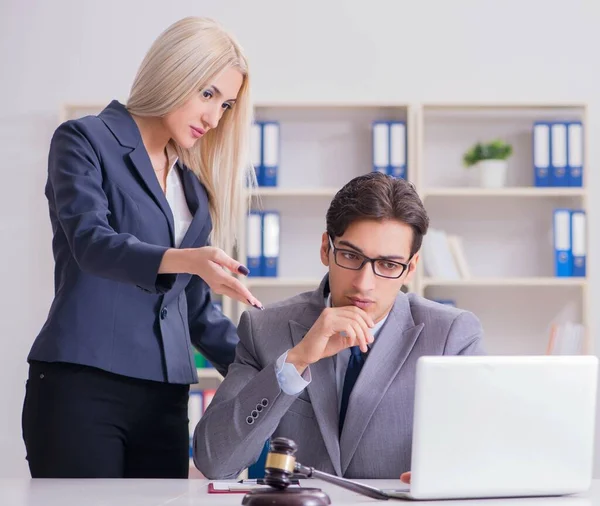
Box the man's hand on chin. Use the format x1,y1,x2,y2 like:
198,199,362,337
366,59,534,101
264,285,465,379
400,472,411,484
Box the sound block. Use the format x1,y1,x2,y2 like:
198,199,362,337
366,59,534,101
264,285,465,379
242,487,331,506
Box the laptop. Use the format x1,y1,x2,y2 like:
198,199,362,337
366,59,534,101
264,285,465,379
383,355,598,500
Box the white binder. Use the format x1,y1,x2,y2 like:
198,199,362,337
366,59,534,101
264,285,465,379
389,121,406,178
251,122,262,185
262,122,279,186
372,122,389,173
262,211,280,277
246,211,263,276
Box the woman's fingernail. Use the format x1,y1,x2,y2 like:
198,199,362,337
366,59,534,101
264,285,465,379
247,299,264,310
238,265,250,276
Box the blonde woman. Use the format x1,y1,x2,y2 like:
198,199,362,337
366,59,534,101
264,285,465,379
22,17,261,478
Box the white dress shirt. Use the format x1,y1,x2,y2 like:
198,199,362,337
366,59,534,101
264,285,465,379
164,145,193,247
275,294,390,413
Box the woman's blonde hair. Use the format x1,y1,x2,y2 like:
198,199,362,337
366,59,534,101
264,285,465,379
127,16,255,253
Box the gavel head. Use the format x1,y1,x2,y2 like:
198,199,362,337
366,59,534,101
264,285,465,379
263,437,298,490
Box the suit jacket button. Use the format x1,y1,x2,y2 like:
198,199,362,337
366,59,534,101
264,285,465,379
246,416,254,425
251,410,259,418
160,308,168,320
261,398,269,407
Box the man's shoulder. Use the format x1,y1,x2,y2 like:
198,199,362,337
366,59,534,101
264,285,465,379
242,289,319,330
406,292,463,319
405,292,480,331
237,289,322,361
404,293,485,354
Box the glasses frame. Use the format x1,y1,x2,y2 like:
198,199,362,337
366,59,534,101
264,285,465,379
328,236,411,279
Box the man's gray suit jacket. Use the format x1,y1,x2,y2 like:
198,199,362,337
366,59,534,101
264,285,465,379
194,276,485,479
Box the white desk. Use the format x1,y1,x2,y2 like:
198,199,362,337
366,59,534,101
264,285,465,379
0,478,596,505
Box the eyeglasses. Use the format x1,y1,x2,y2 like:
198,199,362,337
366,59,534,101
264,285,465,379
328,236,411,279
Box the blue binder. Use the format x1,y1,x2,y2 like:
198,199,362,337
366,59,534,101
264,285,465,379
550,123,568,186
261,211,280,277
533,122,550,186
246,211,263,276
570,210,586,277
262,122,279,186
553,209,572,277
372,121,389,174
389,121,407,179
251,122,263,186
567,121,584,187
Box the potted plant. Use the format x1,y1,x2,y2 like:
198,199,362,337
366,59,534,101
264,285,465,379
463,139,513,188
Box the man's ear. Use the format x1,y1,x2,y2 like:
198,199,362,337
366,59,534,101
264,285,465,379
320,232,330,267
403,252,419,284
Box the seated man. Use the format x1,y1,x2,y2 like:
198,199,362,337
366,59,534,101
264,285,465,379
194,172,485,479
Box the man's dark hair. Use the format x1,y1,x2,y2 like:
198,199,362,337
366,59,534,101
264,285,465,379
326,172,429,258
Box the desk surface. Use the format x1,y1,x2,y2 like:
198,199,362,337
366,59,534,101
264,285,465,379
1,478,596,505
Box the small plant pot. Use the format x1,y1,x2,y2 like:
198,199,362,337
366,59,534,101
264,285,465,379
476,159,508,188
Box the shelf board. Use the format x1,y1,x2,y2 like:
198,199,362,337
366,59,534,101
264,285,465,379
248,187,339,197
246,276,586,289
197,368,223,380
422,187,586,198
246,277,323,288
422,102,586,110
422,277,587,288
255,101,410,109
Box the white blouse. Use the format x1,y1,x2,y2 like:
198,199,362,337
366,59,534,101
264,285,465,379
164,145,193,247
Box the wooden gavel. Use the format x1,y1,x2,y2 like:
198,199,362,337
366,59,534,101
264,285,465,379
242,437,390,505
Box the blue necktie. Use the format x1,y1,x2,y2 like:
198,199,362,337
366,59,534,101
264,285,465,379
339,346,365,434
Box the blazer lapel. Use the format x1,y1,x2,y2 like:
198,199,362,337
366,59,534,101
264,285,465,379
288,276,343,476
178,165,210,249
339,293,424,475
99,100,175,246
128,145,175,246
289,321,342,477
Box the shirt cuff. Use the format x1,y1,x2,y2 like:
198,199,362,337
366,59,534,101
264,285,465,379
275,350,311,395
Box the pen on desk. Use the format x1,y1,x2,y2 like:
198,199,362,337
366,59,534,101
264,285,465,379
237,478,300,485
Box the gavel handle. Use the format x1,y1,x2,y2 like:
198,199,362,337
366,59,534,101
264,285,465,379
294,463,389,500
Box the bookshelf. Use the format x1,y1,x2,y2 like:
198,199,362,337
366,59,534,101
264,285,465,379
422,277,588,288
422,187,587,198
414,102,589,356
236,101,590,358
235,102,413,314
251,187,339,197
246,277,325,288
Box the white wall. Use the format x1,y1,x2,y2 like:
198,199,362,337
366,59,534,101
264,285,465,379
0,0,598,478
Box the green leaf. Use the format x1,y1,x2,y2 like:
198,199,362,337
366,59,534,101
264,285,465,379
462,138,512,167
